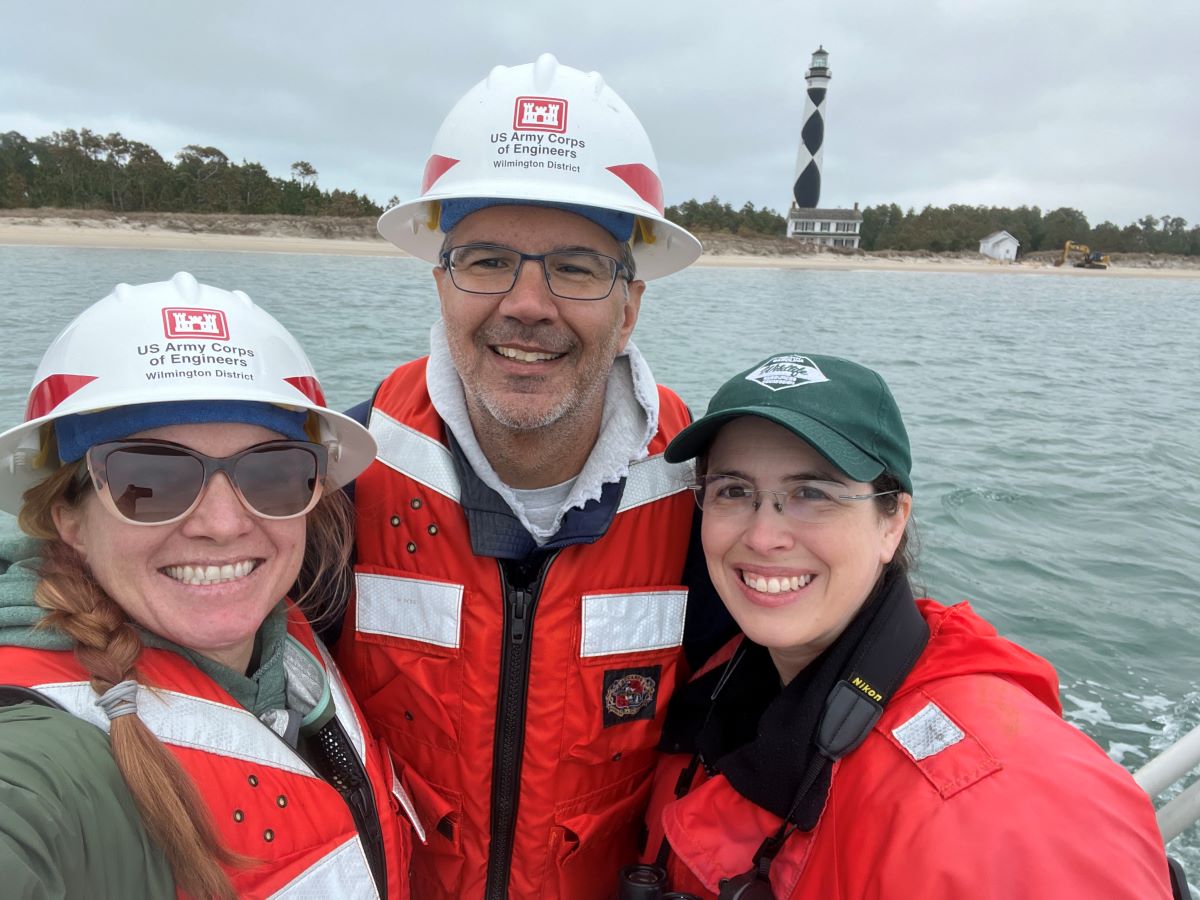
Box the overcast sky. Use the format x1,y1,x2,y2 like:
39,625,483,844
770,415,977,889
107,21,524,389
6,1,1198,228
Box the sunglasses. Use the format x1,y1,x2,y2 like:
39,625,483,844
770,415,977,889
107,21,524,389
80,439,328,526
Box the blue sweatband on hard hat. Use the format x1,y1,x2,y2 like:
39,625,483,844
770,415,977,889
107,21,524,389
439,198,635,243
55,400,310,464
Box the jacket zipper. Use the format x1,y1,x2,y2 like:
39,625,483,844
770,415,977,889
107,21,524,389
335,720,389,900
294,716,388,898
483,552,558,899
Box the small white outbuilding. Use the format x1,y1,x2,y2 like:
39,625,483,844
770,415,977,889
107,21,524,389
979,230,1020,261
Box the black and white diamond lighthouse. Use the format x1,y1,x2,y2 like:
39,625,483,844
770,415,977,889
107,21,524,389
793,45,830,209
787,46,862,248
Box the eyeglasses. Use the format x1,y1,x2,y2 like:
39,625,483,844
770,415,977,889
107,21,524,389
81,439,328,526
689,474,897,524
440,243,630,301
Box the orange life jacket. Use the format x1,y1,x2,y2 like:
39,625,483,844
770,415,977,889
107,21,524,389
642,601,1173,899
0,608,412,899
337,356,695,899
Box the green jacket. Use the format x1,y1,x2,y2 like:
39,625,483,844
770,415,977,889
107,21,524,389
0,531,304,898
0,702,175,899
0,532,174,897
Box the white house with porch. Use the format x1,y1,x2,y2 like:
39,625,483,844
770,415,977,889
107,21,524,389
786,203,862,248
979,230,1020,261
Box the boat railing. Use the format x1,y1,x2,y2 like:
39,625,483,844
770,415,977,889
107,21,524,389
1134,721,1200,845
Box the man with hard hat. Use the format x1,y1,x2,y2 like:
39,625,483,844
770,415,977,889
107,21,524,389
333,54,731,899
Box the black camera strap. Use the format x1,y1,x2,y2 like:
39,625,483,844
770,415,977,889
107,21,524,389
716,570,929,898
654,639,753,870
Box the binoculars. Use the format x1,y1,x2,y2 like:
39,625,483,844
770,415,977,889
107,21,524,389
617,863,775,900
617,863,700,900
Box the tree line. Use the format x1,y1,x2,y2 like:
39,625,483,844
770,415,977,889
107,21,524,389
664,196,1198,256
0,129,382,217
857,203,1199,256
664,197,787,237
4,129,1195,255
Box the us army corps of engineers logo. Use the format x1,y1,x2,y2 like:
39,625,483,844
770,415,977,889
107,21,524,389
162,306,230,340
513,96,568,133
745,354,828,391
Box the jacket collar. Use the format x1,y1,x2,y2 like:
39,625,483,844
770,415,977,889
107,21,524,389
446,428,625,559
426,320,659,546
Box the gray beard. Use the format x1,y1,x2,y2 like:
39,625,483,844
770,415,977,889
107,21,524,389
472,359,611,434
464,322,623,434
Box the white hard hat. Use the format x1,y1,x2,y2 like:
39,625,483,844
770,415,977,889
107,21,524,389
0,272,377,515
378,53,701,280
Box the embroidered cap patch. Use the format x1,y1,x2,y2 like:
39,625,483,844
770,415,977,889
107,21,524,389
602,665,660,728
744,354,829,392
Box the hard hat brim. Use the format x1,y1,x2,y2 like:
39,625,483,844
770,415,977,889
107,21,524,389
0,391,377,517
378,195,702,281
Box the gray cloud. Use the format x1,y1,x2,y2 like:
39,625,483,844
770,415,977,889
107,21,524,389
6,0,1196,226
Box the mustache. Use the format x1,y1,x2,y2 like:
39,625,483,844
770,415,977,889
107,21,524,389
481,324,574,354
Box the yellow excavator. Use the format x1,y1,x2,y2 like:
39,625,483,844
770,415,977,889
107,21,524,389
1055,241,1110,269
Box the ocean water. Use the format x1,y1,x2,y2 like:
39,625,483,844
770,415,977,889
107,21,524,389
2,244,1198,871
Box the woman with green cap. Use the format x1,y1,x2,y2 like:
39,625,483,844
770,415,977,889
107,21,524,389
637,353,1172,898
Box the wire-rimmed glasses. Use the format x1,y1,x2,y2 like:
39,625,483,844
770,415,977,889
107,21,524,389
689,474,897,524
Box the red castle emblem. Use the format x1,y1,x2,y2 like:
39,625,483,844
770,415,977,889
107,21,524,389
162,307,230,340
513,96,568,133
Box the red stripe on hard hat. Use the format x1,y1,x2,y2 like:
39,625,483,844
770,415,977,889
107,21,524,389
605,164,664,214
421,155,461,194
284,376,326,407
25,374,98,421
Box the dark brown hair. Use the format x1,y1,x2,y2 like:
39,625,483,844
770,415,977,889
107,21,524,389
870,471,918,576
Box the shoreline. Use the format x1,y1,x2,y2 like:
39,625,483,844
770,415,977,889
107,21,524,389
0,223,400,258
3,214,1198,279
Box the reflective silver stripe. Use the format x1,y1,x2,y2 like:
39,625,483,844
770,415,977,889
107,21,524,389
617,454,693,513
317,642,367,765
580,590,687,657
369,409,460,501
392,770,427,844
355,572,464,649
371,409,689,513
281,636,329,718
267,836,378,899
33,681,315,777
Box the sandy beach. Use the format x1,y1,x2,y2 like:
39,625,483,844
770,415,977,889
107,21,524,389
0,222,398,257
4,211,1198,279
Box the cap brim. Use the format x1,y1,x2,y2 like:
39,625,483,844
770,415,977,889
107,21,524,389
665,406,885,484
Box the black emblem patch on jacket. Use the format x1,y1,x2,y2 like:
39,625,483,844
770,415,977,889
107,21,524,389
602,665,660,727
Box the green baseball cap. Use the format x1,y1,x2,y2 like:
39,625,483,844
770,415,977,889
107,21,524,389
665,353,913,494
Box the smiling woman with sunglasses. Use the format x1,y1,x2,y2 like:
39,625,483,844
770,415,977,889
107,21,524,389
0,274,411,899
636,353,1174,899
